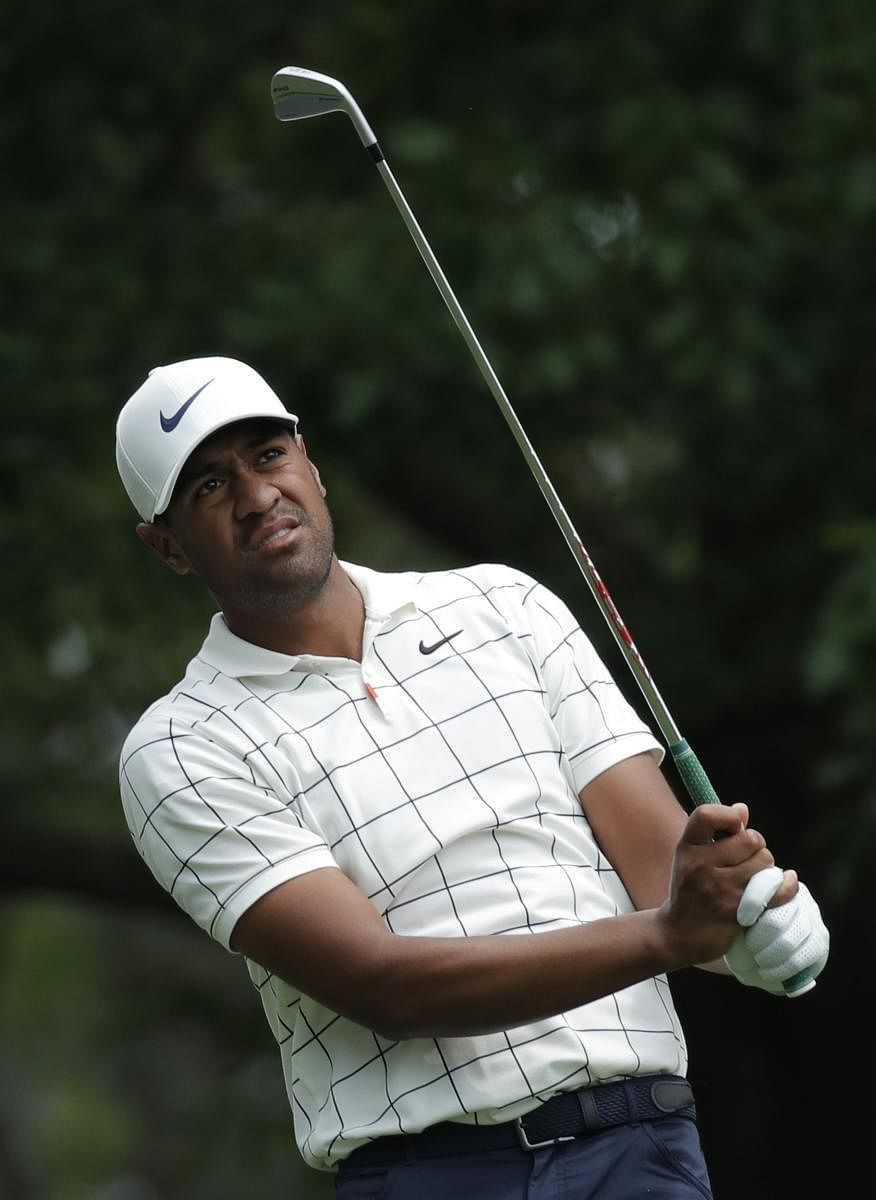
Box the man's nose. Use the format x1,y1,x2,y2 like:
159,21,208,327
233,469,280,519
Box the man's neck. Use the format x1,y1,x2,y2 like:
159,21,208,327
221,559,366,661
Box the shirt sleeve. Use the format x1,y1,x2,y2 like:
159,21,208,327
515,572,664,792
119,712,339,951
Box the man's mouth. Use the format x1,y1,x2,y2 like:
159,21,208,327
247,518,302,552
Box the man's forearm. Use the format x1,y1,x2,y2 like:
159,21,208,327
232,804,777,1039
233,870,686,1039
364,910,681,1039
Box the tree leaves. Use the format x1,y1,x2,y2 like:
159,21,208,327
2,3,873,1194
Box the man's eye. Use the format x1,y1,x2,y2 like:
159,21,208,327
195,478,222,498
258,446,283,463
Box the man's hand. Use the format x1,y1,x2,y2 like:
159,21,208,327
724,881,830,995
657,802,787,967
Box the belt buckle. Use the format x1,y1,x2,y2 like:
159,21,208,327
514,1116,575,1152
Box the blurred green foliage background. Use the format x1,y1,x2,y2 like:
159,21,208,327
2,2,873,1196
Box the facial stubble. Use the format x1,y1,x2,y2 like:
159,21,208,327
232,502,337,615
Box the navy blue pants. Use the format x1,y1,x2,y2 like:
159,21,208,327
335,1116,714,1198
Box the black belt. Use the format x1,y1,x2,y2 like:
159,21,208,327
342,1074,696,1167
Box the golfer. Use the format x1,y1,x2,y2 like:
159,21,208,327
116,356,828,1199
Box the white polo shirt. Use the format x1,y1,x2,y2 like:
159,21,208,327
119,562,685,1171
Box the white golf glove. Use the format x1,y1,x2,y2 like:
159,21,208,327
724,870,830,996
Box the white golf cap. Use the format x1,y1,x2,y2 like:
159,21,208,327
116,356,299,521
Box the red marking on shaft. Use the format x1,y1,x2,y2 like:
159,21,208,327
365,683,378,702
577,539,653,683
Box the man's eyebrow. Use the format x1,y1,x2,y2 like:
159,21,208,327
177,457,223,489
178,428,294,489
244,427,291,449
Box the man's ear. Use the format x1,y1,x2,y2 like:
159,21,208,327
136,521,193,576
297,435,326,497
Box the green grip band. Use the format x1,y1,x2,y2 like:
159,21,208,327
669,739,721,806
668,739,815,997
781,969,816,997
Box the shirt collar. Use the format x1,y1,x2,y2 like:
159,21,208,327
196,560,420,679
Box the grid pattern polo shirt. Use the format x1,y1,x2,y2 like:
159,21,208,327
119,561,686,1171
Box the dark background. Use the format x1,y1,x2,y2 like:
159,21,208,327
2,3,873,1196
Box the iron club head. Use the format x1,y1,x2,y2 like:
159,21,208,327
270,66,377,149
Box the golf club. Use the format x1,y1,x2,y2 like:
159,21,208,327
270,65,813,996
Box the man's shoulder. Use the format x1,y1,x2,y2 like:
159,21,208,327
119,679,193,761
412,561,541,599
382,563,555,636
345,560,544,622
118,638,224,762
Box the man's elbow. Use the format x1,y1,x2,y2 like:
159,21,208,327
365,1008,422,1042
302,941,434,1041
349,964,431,1041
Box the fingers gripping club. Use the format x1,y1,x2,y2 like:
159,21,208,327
736,866,785,928
733,873,823,998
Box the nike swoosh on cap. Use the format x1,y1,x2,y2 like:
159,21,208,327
160,378,216,432
419,630,463,655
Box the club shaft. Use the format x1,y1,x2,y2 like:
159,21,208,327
373,160,678,730
274,78,814,993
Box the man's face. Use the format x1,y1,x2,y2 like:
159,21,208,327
146,419,336,616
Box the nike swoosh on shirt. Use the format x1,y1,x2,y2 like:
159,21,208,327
418,630,463,655
159,378,215,432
